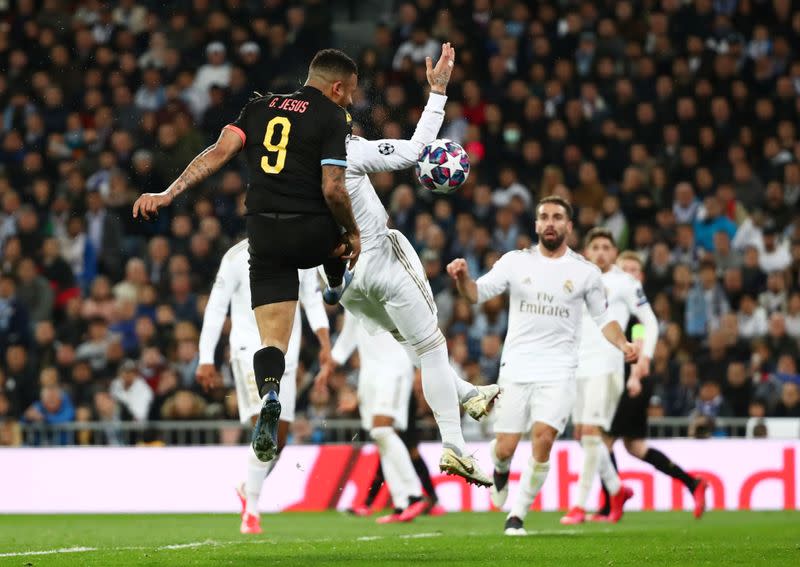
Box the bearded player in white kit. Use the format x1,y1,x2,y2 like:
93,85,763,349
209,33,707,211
196,239,331,534
560,227,659,525
319,43,499,487
447,196,639,536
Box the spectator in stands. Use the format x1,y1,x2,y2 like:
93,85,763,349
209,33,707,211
773,382,800,418
109,359,152,422
22,383,75,445
685,261,730,338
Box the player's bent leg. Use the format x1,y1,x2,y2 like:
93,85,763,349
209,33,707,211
628,437,706,518
415,341,490,486
250,300,297,462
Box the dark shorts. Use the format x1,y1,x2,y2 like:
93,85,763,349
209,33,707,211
246,213,341,308
399,392,420,449
609,377,653,439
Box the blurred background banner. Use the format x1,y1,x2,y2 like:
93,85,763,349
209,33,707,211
2,440,796,513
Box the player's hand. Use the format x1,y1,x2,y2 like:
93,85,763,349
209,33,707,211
426,42,455,95
621,341,639,363
132,190,173,220
314,361,334,388
626,375,642,397
634,355,651,379
446,258,469,281
195,363,221,392
340,231,361,270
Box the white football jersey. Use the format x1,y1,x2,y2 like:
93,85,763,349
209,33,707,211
345,93,446,252
576,266,652,376
198,240,328,363
476,246,613,383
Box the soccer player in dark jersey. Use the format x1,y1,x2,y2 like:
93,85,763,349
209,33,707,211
133,49,361,463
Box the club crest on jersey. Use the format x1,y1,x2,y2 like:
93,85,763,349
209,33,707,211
522,276,532,285
564,280,574,293
378,143,395,155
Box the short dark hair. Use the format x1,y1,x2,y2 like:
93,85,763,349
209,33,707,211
584,226,616,248
309,49,357,80
536,196,573,220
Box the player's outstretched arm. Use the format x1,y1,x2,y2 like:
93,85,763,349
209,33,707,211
347,43,454,175
322,164,361,268
447,258,479,303
601,321,639,363
132,128,243,220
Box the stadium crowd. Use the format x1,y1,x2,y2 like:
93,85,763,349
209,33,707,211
2,0,800,446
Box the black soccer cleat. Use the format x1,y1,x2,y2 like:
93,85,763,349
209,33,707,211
504,515,526,536
251,390,281,462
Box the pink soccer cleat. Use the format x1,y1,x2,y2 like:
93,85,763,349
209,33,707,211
240,512,262,534
348,504,373,517
427,503,447,516
376,512,405,524
588,513,612,523
398,499,428,522
560,506,586,525
608,485,634,523
693,478,708,519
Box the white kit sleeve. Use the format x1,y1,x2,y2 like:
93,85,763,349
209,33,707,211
298,269,329,332
347,93,447,174
476,252,513,303
198,253,238,364
331,311,358,366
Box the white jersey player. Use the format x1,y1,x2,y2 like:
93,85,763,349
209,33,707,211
561,228,658,525
447,197,639,536
331,311,427,523
196,239,330,535
319,43,499,486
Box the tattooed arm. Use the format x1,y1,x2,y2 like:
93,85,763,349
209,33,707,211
321,164,361,268
132,128,243,220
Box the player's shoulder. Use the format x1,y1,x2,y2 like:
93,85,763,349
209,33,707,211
609,265,642,288
222,239,249,263
499,248,531,264
565,249,601,274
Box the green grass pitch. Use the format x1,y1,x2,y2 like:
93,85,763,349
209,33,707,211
0,511,796,566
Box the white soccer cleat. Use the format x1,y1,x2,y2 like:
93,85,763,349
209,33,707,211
490,470,510,508
462,384,502,421
503,516,527,536
439,447,492,487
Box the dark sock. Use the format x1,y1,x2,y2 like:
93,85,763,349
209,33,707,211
643,448,697,491
364,464,385,507
408,495,423,505
412,455,438,503
323,257,346,288
599,451,618,515
253,346,285,398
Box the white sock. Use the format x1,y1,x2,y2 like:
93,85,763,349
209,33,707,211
597,443,621,497
452,374,478,403
418,345,466,452
509,457,550,521
575,435,603,509
245,447,275,516
371,426,417,509
489,438,511,473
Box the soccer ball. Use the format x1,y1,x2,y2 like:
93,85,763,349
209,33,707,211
415,139,470,194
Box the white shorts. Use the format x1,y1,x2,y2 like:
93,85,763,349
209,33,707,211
341,230,445,355
492,377,576,435
358,329,414,431
572,372,624,430
231,339,300,424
